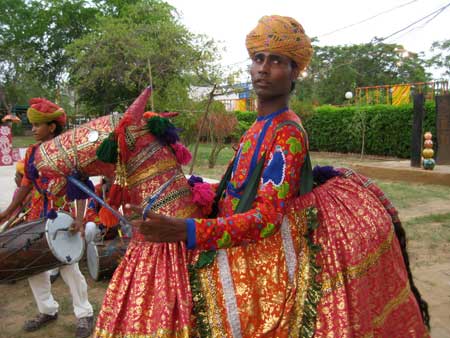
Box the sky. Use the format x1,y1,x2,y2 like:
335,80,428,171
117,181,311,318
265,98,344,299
167,0,450,79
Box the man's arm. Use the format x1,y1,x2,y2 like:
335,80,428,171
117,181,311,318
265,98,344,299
70,199,87,237
135,123,307,250
0,185,33,223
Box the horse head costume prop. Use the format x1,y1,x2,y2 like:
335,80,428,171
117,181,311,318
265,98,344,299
25,87,208,336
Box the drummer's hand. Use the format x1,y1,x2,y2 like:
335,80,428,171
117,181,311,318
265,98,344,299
70,219,85,238
126,205,187,242
0,210,11,224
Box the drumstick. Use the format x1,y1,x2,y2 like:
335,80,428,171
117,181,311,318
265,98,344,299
0,208,31,233
9,209,31,228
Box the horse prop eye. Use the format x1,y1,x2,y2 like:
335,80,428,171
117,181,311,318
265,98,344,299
88,130,99,143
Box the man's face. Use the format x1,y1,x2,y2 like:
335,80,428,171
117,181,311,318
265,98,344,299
31,122,55,142
250,52,299,100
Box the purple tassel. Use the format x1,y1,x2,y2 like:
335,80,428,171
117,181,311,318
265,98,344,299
47,209,58,220
312,165,341,185
163,126,180,145
188,175,204,187
66,171,95,201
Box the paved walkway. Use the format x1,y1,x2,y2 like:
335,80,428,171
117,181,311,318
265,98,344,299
0,165,19,209
351,160,450,186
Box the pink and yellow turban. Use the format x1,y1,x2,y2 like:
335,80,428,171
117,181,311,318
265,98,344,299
27,98,67,127
246,15,313,71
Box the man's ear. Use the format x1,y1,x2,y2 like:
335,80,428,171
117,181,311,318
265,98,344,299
49,122,57,134
291,66,300,81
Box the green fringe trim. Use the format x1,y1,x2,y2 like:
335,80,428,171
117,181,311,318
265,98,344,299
300,207,322,338
96,132,118,163
145,116,173,136
188,251,217,338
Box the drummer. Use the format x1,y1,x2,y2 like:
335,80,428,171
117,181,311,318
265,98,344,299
84,176,120,243
0,98,94,338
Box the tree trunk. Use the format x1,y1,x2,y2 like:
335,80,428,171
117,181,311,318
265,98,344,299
189,84,217,174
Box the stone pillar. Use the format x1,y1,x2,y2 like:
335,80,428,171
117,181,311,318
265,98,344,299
411,93,424,167
435,94,450,165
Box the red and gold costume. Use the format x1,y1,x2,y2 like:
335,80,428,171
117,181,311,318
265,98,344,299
186,15,428,337
89,90,205,337
187,109,309,336
22,144,71,221
22,98,71,220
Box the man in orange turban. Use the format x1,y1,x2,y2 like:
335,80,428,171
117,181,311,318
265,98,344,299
128,15,313,337
0,98,94,338
246,15,313,72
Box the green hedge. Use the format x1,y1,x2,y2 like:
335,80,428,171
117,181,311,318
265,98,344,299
234,103,436,158
302,103,436,158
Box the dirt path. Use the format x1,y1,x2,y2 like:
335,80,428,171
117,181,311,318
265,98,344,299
1,163,449,337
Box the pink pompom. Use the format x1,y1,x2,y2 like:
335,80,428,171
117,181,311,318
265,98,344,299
171,142,192,165
192,182,215,208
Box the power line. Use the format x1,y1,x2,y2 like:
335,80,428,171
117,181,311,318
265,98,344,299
380,1,450,42
318,0,419,38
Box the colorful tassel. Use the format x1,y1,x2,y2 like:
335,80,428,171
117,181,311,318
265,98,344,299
312,165,341,186
188,175,203,187
108,183,130,208
171,142,192,165
96,132,118,163
192,182,215,207
146,116,171,136
143,111,159,119
66,172,95,201
47,208,58,220
164,125,180,145
99,207,119,228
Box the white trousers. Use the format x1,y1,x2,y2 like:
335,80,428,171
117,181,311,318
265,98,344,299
28,263,93,319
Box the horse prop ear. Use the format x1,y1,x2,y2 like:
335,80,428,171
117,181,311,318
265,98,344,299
124,86,152,123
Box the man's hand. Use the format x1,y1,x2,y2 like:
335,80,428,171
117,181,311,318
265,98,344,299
0,210,11,224
126,204,187,242
70,219,85,238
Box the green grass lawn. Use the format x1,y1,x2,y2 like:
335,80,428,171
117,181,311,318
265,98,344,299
12,135,35,148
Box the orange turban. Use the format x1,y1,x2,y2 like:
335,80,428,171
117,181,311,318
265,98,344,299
16,159,25,175
246,15,313,71
27,98,67,127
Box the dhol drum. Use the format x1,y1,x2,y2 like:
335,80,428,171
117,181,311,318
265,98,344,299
87,238,129,281
0,212,85,283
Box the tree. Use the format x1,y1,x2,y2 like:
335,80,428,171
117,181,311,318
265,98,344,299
295,40,431,106
205,108,238,168
428,39,450,79
186,34,241,173
66,0,206,114
0,0,100,107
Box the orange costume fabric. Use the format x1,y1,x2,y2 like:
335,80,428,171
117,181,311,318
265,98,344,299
188,109,309,336
288,173,428,337
190,166,428,337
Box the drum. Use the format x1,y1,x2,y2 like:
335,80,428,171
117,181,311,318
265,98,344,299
87,238,129,281
0,212,85,283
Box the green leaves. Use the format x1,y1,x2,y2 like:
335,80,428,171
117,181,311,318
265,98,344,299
295,41,430,107
301,102,436,158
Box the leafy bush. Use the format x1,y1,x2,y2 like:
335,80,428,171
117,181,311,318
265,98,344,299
12,122,25,136
234,110,257,136
233,103,436,158
302,102,436,158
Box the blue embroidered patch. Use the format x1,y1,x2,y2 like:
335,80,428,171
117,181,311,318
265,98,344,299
262,146,286,187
